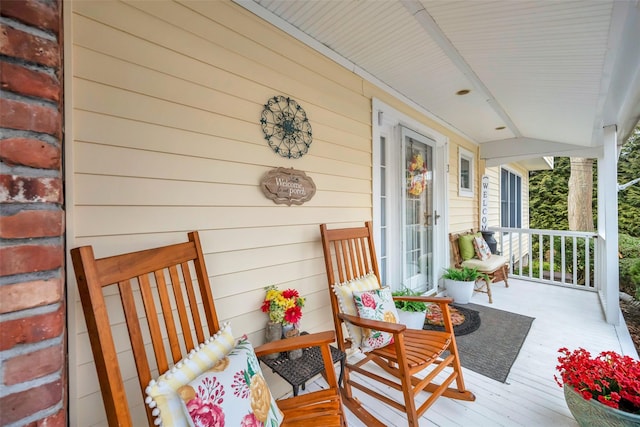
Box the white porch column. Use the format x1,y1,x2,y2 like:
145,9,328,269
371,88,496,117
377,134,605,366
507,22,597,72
598,125,620,325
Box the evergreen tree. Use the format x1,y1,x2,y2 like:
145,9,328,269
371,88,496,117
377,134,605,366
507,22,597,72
529,124,639,237
618,126,640,237
529,157,570,230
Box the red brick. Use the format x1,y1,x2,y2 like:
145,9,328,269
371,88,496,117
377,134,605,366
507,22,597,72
0,175,62,204
0,244,63,277
0,278,63,314
0,209,64,239
23,409,67,427
0,98,61,137
0,138,60,169
0,380,62,425
35,409,66,427
4,345,64,385
0,62,60,101
0,0,60,34
0,24,59,67
0,304,64,351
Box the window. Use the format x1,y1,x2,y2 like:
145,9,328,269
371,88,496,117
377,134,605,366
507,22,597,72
501,168,522,228
458,147,474,197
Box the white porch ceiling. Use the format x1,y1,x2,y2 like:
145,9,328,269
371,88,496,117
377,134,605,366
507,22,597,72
236,0,640,168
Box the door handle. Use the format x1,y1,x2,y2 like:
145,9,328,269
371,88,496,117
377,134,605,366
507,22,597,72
425,211,441,226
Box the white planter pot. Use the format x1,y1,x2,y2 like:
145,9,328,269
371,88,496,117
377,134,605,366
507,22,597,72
397,309,427,329
444,279,475,304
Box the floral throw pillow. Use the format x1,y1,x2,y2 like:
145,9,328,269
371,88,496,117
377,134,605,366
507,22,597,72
352,287,400,352
146,323,236,427
473,235,492,261
332,272,381,347
145,323,283,427
180,336,283,427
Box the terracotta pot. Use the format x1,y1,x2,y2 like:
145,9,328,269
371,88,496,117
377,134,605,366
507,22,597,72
564,384,640,427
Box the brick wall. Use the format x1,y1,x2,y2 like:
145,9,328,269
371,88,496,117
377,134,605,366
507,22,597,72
0,1,66,426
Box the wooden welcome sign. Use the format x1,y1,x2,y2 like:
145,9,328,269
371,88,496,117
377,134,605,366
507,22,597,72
260,167,316,206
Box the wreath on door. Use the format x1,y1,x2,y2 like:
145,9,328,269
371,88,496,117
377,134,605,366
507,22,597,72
407,153,427,196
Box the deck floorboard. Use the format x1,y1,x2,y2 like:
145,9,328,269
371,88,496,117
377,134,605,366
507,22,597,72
307,278,636,426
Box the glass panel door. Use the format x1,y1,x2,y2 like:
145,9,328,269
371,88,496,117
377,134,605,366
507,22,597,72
402,130,435,293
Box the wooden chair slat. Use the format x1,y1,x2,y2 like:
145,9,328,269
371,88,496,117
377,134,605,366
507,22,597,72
138,273,169,374
168,264,195,351
153,270,183,363
180,261,204,348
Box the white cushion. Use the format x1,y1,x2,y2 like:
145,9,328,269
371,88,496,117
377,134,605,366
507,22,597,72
332,272,381,348
461,254,507,272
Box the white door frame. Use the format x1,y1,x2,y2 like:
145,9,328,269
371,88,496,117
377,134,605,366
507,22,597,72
372,98,449,294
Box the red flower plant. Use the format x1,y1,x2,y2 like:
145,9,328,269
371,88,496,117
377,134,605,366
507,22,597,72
555,347,640,414
261,285,305,325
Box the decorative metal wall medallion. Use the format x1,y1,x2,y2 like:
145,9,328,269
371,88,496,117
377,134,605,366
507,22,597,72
260,167,316,206
260,96,312,159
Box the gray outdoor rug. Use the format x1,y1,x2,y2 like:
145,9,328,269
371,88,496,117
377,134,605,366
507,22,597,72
452,303,534,383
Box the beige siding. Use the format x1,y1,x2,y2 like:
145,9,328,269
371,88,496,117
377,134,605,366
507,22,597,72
448,141,481,233
68,1,373,424
67,1,530,425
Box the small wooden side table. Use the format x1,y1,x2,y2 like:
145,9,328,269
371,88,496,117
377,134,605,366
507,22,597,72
259,332,345,396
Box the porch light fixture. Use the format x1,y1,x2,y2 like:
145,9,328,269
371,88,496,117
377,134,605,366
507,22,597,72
456,89,471,95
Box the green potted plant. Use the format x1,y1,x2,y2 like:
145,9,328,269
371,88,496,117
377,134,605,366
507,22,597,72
392,288,428,329
442,266,490,304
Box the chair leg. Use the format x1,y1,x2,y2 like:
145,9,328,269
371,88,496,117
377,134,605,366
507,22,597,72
502,265,509,287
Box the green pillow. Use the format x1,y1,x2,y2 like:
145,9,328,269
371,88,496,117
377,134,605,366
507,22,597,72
458,233,482,260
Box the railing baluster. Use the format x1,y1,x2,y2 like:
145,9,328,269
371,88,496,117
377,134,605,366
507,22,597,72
488,226,598,292
573,236,578,286
538,233,543,280
585,236,591,288
550,233,555,283
561,235,566,284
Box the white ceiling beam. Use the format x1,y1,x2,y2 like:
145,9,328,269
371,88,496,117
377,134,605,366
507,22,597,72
401,0,521,138
482,137,603,167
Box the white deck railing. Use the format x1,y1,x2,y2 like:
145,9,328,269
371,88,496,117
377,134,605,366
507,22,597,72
488,227,599,291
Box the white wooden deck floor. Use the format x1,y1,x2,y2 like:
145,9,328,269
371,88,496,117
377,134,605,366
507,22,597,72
305,277,637,427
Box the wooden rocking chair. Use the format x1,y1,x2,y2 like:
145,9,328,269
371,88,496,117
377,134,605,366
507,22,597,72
320,221,475,427
71,231,344,427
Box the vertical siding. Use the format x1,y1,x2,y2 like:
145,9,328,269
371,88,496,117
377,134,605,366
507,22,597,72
68,1,373,424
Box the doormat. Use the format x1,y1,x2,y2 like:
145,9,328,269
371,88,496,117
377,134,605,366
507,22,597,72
450,303,535,383
423,304,481,336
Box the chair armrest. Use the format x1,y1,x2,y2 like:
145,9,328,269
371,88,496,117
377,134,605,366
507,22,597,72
338,313,407,333
392,295,453,304
254,330,336,357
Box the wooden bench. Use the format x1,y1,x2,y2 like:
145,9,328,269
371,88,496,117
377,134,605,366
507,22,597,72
449,230,509,303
